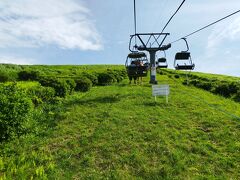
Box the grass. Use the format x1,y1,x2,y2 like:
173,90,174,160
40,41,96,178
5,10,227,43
1,71,240,179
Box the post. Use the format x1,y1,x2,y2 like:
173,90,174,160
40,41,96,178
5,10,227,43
149,50,157,84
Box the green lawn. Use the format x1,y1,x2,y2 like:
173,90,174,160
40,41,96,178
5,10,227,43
1,73,240,179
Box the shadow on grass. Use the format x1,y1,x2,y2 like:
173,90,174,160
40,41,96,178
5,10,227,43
65,95,125,107
143,100,170,107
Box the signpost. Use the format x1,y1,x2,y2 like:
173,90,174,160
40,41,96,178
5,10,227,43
152,85,170,103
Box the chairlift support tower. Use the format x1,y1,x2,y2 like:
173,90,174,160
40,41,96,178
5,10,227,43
129,33,171,84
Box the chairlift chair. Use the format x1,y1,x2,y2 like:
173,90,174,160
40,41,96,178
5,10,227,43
174,38,195,70
156,51,168,69
125,51,149,78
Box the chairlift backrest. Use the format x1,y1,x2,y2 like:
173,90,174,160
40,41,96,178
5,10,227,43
128,52,146,59
175,51,190,60
158,57,167,63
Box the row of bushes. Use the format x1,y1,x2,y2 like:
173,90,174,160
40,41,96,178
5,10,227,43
0,69,127,141
35,69,127,98
0,67,127,84
158,69,240,103
0,78,89,141
183,79,240,102
0,82,67,142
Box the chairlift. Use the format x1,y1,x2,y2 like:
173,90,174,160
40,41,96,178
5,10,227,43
125,51,149,78
156,51,168,69
174,38,195,70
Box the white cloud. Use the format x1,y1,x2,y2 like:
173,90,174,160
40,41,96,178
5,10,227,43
207,16,240,48
0,0,102,50
0,55,36,65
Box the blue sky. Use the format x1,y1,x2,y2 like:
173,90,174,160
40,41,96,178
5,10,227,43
0,0,240,76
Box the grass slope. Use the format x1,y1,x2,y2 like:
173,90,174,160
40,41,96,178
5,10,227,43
1,73,240,179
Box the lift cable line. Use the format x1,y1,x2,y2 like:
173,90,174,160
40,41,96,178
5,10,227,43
161,0,186,33
171,9,240,44
152,0,186,46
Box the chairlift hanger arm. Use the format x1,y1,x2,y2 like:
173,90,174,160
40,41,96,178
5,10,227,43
182,38,189,51
129,33,171,52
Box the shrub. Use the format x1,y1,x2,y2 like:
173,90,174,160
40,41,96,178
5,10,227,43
39,78,70,98
18,70,40,81
97,72,116,86
27,85,55,106
189,79,200,86
66,79,76,94
0,70,18,82
182,80,188,86
197,81,213,91
228,82,240,94
0,83,33,141
107,70,123,83
233,91,240,102
213,83,231,98
174,74,180,79
112,69,127,83
81,72,98,86
158,71,164,75
75,77,92,92
0,71,10,82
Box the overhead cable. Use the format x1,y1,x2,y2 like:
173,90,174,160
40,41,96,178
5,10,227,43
171,9,240,44
152,0,186,46
161,0,186,33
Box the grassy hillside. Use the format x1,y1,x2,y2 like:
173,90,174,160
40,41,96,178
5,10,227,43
1,67,240,179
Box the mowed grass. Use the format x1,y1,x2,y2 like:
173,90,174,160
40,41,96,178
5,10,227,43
1,74,240,179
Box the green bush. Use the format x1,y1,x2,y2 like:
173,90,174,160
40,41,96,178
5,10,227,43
108,69,127,83
81,72,98,86
0,71,10,82
174,74,180,79
66,79,76,94
213,83,232,98
27,85,55,106
196,81,213,91
39,78,70,98
189,79,200,86
75,77,92,92
0,69,18,82
0,83,33,141
228,82,240,94
158,71,164,75
97,72,116,86
233,91,240,102
18,70,40,81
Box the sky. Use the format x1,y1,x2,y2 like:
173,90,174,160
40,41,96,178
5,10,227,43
0,0,240,76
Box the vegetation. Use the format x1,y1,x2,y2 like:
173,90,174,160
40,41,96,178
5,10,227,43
0,65,240,179
162,69,240,103
0,83,33,141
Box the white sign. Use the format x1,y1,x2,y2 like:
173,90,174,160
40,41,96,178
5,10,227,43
152,85,170,103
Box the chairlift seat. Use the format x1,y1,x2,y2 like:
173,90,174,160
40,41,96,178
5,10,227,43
175,52,191,60
175,64,195,70
158,65,168,69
